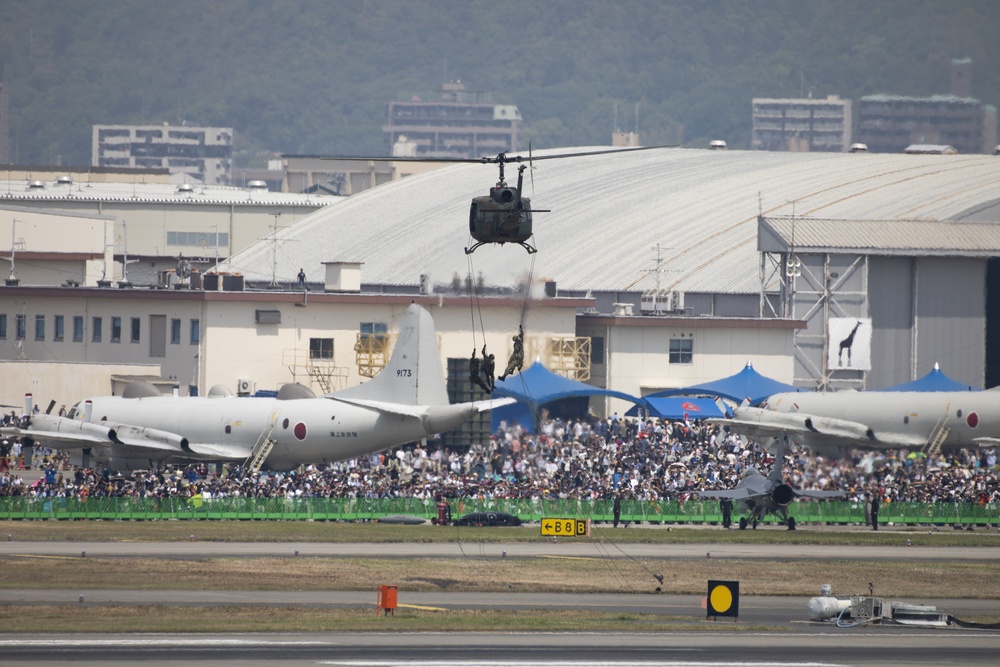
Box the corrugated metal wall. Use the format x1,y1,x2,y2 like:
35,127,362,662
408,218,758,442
868,255,986,388
913,257,985,388
868,256,914,388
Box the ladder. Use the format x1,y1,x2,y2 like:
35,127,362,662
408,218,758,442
244,411,278,473
923,419,950,462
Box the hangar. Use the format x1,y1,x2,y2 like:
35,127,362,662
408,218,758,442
223,147,1000,392
2,147,998,425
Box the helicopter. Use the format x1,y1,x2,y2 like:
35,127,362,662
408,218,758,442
323,144,676,254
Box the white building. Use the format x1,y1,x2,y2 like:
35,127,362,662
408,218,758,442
93,124,234,185
0,171,340,287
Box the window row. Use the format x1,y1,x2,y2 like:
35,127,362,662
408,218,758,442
166,231,229,248
0,314,200,345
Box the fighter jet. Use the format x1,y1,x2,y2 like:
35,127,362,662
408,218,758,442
2,304,509,472
708,389,999,457
698,442,844,530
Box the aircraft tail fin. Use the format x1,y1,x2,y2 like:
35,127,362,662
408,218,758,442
713,397,733,419
767,437,789,482
333,304,449,407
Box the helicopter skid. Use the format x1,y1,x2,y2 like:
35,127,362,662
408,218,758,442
465,240,537,255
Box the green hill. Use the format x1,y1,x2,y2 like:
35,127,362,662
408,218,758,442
1,0,997,166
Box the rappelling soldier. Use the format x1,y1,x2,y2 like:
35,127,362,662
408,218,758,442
498,325,524,382
469,348,492,394
481,344,496,392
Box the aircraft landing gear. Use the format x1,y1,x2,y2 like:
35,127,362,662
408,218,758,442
751,518,758,529
738,517,748,530
786,516,797,531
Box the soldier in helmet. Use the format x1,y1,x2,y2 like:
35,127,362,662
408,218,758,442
469,348,491,394
481,344,496,392
498,325,524,382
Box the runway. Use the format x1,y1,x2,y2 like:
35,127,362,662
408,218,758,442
1,630,997,666
1,538,997,665
2,539,997,561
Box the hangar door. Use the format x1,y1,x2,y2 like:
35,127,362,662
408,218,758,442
869,256,985,389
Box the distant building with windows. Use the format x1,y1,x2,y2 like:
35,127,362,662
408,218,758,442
858,58,997,155
858,95,997,154
383,81,522,159
92,124,234,185
1,169,338,288
751,96,852,152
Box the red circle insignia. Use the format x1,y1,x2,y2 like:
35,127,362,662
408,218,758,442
293,422,307,440
966,412,978,429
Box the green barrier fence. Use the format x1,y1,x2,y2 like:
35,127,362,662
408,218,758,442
0,497,997,525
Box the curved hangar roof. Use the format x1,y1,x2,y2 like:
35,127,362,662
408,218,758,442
224,148,1000,295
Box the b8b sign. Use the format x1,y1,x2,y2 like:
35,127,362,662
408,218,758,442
540,518,590,537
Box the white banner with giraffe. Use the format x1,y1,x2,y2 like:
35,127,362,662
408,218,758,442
828,318,871,371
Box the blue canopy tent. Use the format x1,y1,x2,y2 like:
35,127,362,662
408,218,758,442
491,362,642,433
644,361,802,406
624,396,725,420
875,364,982,392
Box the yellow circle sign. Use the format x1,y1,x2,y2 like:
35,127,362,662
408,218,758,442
710,584,733,613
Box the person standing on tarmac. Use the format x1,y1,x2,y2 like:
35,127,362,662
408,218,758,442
720,498,733,528
498,325,525,381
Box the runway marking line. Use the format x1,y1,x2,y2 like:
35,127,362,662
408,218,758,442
540,555,602,561
9,554,80,560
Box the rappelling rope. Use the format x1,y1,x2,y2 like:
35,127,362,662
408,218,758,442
589,521,666,591
466,253,487,347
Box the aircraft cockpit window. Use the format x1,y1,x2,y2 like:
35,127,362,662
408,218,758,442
67,404,80,419
282,418,289,429
956,409,963,418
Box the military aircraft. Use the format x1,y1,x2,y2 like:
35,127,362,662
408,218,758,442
698,442,844,530
2,304,509,472
708,389,1000,456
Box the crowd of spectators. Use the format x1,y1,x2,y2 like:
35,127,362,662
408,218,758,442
2,414,997,508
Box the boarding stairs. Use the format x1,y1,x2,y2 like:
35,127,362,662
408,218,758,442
243,411,279,473
923,417,950,462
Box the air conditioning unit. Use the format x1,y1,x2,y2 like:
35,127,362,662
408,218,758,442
669,290,685,311
237,379,255,395
612,302,634,317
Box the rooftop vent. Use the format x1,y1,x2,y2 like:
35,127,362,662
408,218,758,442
709,139,727,150
55,175,73,185
176,183,195,193
247,180,268,189
28,180,45,189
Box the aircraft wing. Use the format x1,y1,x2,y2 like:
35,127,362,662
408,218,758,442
328,397,430,418
473,397,516,412
794,488,846,499
0,425,112,450
709,413,928,450
697,487,760,500
330,396,515,417
183,442,254,460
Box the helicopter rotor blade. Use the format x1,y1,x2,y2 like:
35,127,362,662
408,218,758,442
320,143,678,165
321,155,482,163
520,143,680,162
